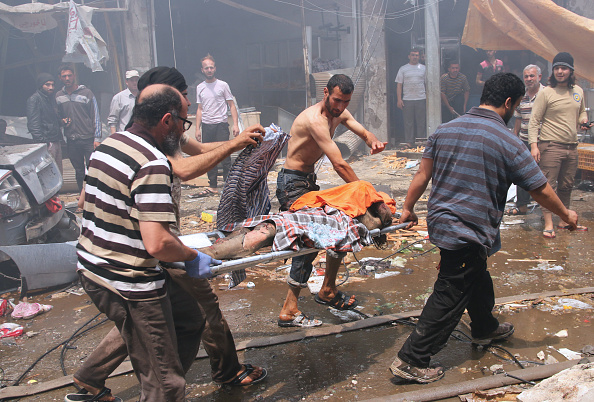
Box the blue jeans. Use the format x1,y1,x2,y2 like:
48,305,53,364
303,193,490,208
276,168,320,287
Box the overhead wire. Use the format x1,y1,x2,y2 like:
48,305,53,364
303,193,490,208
168,0,177,68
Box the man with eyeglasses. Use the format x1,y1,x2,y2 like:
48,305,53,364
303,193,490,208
74,84,214,401
71,68,267,401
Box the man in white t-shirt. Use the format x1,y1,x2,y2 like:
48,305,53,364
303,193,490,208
195,54,240,195
396,49,426,145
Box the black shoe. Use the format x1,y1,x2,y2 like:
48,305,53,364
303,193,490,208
389,357,445,383
472,322,514,345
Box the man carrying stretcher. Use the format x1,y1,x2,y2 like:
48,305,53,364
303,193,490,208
274,74,387,327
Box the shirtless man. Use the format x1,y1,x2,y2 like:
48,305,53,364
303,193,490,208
276,73,387,327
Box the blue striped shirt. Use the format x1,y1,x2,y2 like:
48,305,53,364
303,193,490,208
424,107,547,256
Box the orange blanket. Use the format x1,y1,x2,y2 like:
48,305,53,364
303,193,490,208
290,181,397,218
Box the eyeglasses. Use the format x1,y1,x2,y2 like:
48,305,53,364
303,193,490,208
172,114,193,132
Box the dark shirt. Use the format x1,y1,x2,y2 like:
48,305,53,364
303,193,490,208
423,107,547,256
55,85,101,141
26,89,63,143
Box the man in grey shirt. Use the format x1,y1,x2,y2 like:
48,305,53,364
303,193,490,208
107,70,139,134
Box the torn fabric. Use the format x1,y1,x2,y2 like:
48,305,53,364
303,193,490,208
462,0,594,83
63,0,108,72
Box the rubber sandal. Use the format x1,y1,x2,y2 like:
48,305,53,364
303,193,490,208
65,386,122,402
504,207,527,216
542,229,556,239
277,312,322,328
314,291,359,310
557,225,588,231
221,364,267,386
190,188,218,198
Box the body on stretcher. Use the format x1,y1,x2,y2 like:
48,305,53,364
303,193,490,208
172,223,410,277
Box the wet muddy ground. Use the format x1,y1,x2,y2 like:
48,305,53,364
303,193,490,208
1,151,594,401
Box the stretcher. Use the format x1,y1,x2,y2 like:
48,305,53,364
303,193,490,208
175,222,410,276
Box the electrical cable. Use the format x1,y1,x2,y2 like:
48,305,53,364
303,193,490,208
12,312,106,386
60,315,110,379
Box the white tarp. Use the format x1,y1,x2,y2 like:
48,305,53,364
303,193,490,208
63,0,108,72
0,2,67,33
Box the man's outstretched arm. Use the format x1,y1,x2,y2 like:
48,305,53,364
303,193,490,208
170,124,264,181
399,157,433,227
341,109,387,154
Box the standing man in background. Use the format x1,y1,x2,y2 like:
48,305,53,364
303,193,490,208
528,52,591,238
55,64,101,192
26,73,64,173
507,64,544,216
107,69,139,135
475,50,504,89
194,54,239,196
396,48,426,147
440,61,470,122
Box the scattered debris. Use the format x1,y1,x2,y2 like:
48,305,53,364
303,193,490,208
517,362,594,402
374,271,400,279
530,262,564,271
0,322,23,338
555,329,569,338
11,301,53,320
553,298,592,310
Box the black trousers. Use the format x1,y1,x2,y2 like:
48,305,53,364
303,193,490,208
202,122,231,188
67,138,94,192
398,245,499,368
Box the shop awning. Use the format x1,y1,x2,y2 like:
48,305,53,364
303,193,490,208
462,0,594,83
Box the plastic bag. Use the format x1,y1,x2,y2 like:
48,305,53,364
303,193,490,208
0,323,23,338
11,301,53,319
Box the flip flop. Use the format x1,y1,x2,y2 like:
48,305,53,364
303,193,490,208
190,188,218,198
64,387,122,402
504,207,527,216
557,225,588,231
315,291,359,310
277,312,322,328
542,229,556,239
220,364,268,386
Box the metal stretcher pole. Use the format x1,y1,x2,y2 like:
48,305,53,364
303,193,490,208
208,222,410,276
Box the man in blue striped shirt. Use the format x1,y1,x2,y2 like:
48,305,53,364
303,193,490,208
389,73,579,384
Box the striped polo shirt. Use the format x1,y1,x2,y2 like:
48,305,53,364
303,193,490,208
439,73,470,102
77,123,176,300
513,84,544,142
424,107,547,256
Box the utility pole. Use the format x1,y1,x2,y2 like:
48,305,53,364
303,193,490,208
301,0,311,107
424,0,441,136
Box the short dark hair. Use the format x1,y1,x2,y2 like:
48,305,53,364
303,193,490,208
480,73,525,108
326,74,354,95
58,64,74,76
549,70,575,89
446,60,459,69
134,85,182,129
410,48,421,55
